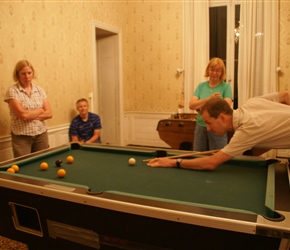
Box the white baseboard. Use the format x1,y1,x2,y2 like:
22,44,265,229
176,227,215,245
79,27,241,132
0,125,70,162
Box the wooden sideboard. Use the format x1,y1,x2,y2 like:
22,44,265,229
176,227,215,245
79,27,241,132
157,113,197,150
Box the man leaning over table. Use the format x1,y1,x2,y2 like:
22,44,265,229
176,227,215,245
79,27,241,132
148,91,290,170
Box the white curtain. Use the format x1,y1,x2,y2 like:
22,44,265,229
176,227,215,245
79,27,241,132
184,0,209,110
192,1,209,92
238,1,279,106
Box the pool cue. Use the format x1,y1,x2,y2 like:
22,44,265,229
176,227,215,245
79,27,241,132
142,149,220,162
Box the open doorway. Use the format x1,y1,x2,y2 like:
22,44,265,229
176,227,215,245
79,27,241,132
92,21,123,145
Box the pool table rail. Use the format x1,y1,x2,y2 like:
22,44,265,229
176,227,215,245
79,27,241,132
0,170,290,241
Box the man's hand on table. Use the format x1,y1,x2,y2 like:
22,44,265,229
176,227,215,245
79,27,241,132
147,158,176,168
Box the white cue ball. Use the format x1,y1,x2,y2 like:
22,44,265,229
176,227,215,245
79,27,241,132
128,158,136,166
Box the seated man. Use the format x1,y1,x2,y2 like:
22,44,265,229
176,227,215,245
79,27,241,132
69,98,102,143
148,91,290,170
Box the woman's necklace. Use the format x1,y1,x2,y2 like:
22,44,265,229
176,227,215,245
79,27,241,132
209,81,219,92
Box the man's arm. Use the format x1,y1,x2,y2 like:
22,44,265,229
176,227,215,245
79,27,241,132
147,151,233,170
86,129,101,143
71,135,81,143
279,91,290,105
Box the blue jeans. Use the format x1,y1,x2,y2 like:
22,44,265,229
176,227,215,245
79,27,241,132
193,124,227,151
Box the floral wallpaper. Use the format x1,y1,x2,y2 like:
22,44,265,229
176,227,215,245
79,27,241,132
0,1,182,137
123,2,183,112
279,1,290,91
0,0,288,138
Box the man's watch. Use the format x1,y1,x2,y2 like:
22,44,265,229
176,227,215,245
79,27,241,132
176,158,183,168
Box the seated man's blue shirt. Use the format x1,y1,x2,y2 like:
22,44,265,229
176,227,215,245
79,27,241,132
69,112,102,143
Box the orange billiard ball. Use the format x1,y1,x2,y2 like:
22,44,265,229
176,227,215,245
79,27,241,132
11,164,19,173
40,162,49,170
6,168,15,173
57,169,66,178
66,156,74,164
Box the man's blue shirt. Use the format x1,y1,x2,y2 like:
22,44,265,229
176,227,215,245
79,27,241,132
69,112,102,143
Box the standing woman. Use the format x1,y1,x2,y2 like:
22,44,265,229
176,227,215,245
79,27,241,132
189,58,232,151
4,60,53,157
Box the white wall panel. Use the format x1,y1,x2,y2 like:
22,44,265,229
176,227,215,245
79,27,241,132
123,112,171,148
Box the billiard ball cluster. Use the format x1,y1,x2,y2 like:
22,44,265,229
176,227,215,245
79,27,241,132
6,156,74,178
6,164,19,173
7,155,139,177
38,155,74,178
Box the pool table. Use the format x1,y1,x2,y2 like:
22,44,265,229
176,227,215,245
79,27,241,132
0,143,289,250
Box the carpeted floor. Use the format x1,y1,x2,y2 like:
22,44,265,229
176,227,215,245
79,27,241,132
0,236,28,250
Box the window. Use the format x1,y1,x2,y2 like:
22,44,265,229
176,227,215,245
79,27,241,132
209,4,240,108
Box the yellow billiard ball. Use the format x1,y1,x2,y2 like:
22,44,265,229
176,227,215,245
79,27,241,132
6,168,15,173
128,158,136,166
11,164,19,173
57,169,66,178
40,162,49,170
66,156,74,164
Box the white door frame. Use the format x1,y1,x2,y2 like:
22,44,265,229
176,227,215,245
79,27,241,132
91,20,124,145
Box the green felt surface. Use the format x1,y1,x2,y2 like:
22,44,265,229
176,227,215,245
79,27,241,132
0,145,274,218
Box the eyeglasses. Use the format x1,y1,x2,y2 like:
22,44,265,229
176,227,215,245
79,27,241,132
209,68,222,73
